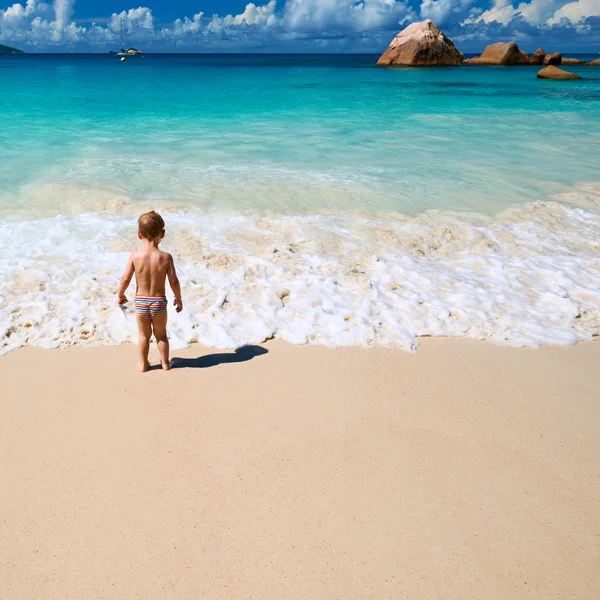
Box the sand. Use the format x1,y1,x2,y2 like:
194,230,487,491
1,338,599,599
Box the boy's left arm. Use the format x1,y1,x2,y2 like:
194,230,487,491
117,254,135,305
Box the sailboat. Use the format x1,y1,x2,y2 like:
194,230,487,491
110,18,144,57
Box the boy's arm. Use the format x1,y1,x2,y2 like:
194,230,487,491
167,254,183,313
116,253,135,305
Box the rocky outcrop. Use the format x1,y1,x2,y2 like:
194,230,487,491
531,49,563,65
463,42,530,65
587,58,600,66
530,49,546,65
543,52,562,66
562,58,585,65
537,66,582,80
376,20,463,67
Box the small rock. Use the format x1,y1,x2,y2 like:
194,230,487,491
537,65,582,80
463,42,530,65
530,48,546,65
586,58,600,66
543,52,562,66
562,58,585,65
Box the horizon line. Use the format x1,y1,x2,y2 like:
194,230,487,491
3,50,600,55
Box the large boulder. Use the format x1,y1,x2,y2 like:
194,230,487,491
376,20,463,67
530,48,546,65
587,58,600,66
543,52,562,65
464,42,530,65
537,66,581,80
562,58,585,65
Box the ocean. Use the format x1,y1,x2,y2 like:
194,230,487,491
1,53,599,354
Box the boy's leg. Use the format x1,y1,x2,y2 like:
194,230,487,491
136,314,153,373
151,313,170,371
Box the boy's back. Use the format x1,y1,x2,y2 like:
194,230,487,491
131,246,172,298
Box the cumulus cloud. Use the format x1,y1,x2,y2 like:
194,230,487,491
52,0,73,39
223,0,278,26
465,0,600,26
462,0,519,24
420,0,477,24
1,1,267,47
463,0,556,25
547,0,600,24
1,0,417,48
204,0,278,36
171,12,204,36
109,6,154,38
0,0,80,43
3,0,40,19
283,0,414,33
1,0,599,51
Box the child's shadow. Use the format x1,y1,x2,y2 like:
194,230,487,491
170,345,268,369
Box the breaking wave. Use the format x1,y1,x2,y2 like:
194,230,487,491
2,190,600,355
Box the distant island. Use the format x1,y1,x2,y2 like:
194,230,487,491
0,44,24,54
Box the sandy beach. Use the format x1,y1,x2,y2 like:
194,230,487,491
1,338,599,599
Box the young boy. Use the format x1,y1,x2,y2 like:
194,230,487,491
117,211,183,372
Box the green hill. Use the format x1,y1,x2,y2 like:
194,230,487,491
0,44,24,54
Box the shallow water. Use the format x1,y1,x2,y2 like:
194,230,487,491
1,54,599,353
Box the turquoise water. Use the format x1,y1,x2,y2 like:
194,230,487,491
1,54,599,353
1,54,599,215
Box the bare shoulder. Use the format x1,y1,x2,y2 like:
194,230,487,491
130,249,144,262
159,250,174,263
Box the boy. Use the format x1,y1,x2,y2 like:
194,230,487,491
117,211,183,372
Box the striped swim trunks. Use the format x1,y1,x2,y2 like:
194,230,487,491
134,296,168,319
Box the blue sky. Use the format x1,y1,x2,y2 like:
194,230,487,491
1,0,599,52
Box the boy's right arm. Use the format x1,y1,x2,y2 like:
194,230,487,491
167,254,183,313
117,253,135,305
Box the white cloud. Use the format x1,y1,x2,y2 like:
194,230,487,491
0,0,79,43
461,0,514,24
420,0,477,24
0,1,196,46
3,0,38,18
171,12,204,36
463,0,559,24
464,0,600,25
520,0,563,22
547,0,600,23
223,0,278,26
282,0,414,34
161,1,279,41
109,7,154,37
205,0,278,35
2,0,600,50
52,0,73,40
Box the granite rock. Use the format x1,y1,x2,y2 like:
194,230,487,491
543,53,562,66
464,42,530,66
537,65,582,80
376,20,463,67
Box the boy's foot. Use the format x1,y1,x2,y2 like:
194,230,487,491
138,361,150,373
161,360,171,371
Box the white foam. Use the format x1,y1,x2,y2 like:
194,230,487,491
1,201,599,356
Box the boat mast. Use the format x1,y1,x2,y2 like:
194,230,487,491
120,17,124,50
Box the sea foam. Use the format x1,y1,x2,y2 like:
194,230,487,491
1,199,599,356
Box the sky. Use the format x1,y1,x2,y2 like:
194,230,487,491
1,0,599,53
